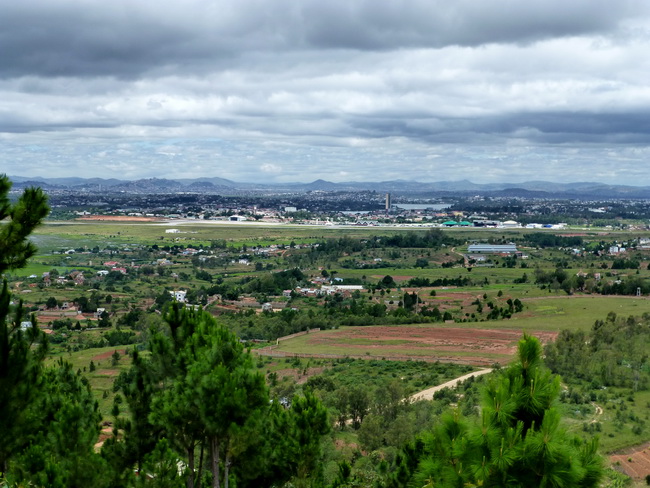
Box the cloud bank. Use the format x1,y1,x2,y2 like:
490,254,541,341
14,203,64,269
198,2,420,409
2,0,650,184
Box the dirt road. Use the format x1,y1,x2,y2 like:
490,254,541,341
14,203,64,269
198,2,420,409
409,368,493,401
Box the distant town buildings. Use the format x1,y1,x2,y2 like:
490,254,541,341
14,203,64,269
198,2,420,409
467,243,518,254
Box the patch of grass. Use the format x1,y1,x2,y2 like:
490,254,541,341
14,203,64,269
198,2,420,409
305,357,475,395
507,296,650,331
48,345,135,419
596,389,650,453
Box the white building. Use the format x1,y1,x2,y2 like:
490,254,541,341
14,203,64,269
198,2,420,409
320,285,364,295
170,290,188,302
609,246,625,255
500,220,520,228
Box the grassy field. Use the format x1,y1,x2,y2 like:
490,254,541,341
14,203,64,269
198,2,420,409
508,295,650,331
33,221,429,249
35,220,650,250
48,345,135,419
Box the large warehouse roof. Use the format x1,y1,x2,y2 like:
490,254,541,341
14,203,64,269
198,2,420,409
467,243,518,254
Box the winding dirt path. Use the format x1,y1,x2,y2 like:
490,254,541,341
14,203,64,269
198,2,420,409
590,402,603,423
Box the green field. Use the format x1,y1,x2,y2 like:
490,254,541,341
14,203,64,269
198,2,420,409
47,345,135,418
506,295,650,331
33,221,421,249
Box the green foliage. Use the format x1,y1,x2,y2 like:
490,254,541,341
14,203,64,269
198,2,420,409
0,176,50,275
408,335,603,488
134,439,184,488
545,313,650,390
195,269,213,282
0,177,52,476
9,360,107,488
243,267,306,295
611,258,640,270
109,304,330,488
0,282,48,473
414,258,429,268
104,347,161,484
104,329,137,347
381,275,396,288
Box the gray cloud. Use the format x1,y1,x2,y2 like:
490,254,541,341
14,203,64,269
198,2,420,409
0,0,647,78
1,1,650,184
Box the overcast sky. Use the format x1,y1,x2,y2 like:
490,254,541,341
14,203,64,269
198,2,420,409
2,0,650,185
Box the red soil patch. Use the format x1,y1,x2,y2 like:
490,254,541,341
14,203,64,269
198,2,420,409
77,215,161,222
610,442,650,480
92,349,127,361
95,426,114,452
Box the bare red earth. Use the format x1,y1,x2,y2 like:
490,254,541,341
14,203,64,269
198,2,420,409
611,443,650,480
92,349,127,361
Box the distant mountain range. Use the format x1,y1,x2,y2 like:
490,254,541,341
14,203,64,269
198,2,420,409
8,175,650,199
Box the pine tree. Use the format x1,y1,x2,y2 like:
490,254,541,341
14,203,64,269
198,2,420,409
0,175,49,274
0,176,49,474
0,282,48,473
114,303,330,488
411,334,604,488
11,360,108,488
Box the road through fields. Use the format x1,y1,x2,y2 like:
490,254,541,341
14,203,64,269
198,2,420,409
409,368,493,401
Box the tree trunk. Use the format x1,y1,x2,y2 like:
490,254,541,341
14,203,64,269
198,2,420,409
211,437,220,488
187,446,195,488
197,442,205,488
224,449,231,488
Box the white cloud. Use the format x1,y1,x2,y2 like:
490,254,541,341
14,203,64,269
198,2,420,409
260,163,282,173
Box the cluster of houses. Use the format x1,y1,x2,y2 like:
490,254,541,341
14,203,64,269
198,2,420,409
36,270,87,287
285,284,365,298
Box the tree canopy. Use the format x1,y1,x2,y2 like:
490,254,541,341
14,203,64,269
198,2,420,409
0,178,108,486
402,335,604,488
108,303,330,488
0,175,49,274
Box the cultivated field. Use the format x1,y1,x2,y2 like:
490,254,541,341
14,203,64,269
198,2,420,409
611,442,650,482
266,325,558,366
